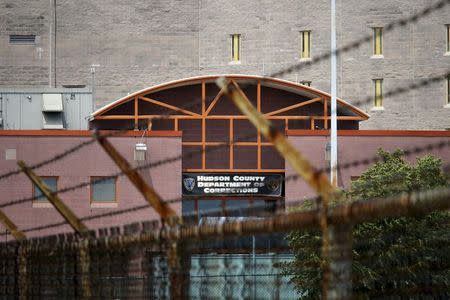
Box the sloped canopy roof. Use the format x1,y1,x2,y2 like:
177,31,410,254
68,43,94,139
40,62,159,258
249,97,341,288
91,75,369,121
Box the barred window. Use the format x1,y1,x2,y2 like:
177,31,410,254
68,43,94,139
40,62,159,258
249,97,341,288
231,34,241,62
301,31,311,59
373,79,383,107
373,28,383,55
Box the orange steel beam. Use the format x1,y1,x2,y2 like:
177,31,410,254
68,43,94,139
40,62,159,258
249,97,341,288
182,141,274,146
202,118,206,169
217,77,336,197
184,168,285,173
139,96,201,117
219,77,336,300
265,97,322,116
201,80,206,115
94,134,176,219
324,98,328,129
134,97,138,129
205,85,226,115
95,115,362,121
229,119,234,169
257,80,262,170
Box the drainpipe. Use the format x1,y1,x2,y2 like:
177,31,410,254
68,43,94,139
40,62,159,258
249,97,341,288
49,0,56,87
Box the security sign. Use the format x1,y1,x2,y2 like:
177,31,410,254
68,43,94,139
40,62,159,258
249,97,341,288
182,173,283,196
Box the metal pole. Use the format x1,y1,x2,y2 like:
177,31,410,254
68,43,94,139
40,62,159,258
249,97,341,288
252,235,256,300
91,64,100,112
48,0,52,87
330,0,338,186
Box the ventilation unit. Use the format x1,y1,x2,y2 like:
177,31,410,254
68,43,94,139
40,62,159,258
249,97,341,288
42,94,64,129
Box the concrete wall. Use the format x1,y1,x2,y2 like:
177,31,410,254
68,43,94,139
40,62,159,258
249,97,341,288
0,0,449,129
286,130,450,203
0,131,181,239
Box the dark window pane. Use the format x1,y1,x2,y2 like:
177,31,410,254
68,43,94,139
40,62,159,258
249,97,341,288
225,200,250,216
34,177,57,201
198,200,222,218
91,177,116,202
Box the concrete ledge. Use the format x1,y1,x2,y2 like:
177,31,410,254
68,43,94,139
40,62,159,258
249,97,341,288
32,202,53,208
0,130,182,137
90,202,119,208
286,130,450,137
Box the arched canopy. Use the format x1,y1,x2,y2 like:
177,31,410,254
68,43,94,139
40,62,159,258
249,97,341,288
90,75,369,173
91,74,369,126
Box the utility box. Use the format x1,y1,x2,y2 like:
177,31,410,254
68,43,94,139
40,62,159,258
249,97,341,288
0,88,92,130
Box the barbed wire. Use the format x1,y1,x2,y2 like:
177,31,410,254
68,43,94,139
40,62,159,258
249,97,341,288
268,0,450,79
0,99,204,182
0,2,448,241
0,0,447,183
4,161,449,236
0,120,448,213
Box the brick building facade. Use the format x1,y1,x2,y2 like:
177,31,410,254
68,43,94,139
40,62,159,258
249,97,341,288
1,0,449,129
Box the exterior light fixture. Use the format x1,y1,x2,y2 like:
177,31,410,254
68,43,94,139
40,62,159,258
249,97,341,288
134,143,147,161
325,142,331,161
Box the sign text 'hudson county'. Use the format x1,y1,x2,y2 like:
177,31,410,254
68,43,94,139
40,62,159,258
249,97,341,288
182,173,283,196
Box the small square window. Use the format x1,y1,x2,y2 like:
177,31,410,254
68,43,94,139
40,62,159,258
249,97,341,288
300,31,311,59
5,149,16,160
9,34,36,44
231,34,240,62
33,177,58,202
373,28,383,56
373,79,383,108
91,177,117,203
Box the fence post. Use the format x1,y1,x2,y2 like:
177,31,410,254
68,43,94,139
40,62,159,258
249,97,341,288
217,78,349,299
78,237,91,299
326,223,353,300
17,243,29,300
165,217,188,300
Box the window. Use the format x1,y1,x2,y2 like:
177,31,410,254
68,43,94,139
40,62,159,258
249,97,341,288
91,177,117,203
33,177,57,202
447,75,450,105
9,34,36,44
447,25,450,53
301,31,311,59
300,80,311,87
231,34,240,62
373,79,383,107
373,28,383,56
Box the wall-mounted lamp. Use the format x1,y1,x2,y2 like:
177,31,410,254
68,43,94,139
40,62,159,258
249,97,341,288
134,143,147,161
27,96,32,102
